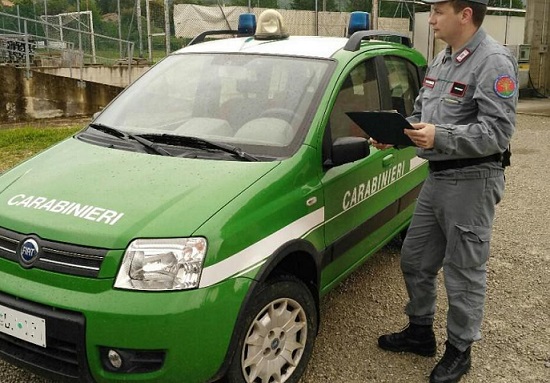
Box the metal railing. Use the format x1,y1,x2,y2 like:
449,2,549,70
0,11,136,82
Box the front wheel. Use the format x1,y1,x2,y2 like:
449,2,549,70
226,275,318,383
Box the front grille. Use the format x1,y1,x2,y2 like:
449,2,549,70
0,292,92,382
0,227,107,278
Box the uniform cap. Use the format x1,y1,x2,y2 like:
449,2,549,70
422,0,489,4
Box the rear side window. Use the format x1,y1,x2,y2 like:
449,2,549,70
383,56,420,117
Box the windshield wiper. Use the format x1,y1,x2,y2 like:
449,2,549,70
140,133,259,162
87,123,174,157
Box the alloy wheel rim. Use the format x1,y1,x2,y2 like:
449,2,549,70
241,298,308,383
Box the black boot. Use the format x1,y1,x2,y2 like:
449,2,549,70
378,323,436,357
429,341,471,383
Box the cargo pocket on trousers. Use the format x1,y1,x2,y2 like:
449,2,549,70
447,224,492,268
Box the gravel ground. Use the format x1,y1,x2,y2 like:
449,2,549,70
300,112,550,383
0,113,548,382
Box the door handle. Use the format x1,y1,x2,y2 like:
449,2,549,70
382,154,395,167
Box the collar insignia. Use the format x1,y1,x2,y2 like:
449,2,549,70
455,49,471,63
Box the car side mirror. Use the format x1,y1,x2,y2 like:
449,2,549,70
324,136,370,168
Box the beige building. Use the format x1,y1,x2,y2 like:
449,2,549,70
525,0,550,95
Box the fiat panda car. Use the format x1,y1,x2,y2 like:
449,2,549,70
0,10,427,383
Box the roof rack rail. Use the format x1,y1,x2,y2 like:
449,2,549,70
187,30,254,46
344,30,412,51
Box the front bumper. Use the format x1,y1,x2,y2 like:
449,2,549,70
0,259,251,383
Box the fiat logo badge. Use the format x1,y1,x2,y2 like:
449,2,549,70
19,238,40,266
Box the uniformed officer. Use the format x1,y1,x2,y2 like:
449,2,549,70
373,0,518,382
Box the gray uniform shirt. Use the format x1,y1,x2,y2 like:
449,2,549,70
408,27,518,162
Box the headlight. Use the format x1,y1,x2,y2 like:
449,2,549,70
114,238,207,291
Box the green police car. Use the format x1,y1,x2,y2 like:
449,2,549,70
0,10,427,383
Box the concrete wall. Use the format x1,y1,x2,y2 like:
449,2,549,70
0,67,123,122
35,65,151,88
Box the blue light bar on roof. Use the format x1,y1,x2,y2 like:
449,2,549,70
238,13,257,34
348,11,370,36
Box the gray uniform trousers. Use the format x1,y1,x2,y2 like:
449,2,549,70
401,166,504,352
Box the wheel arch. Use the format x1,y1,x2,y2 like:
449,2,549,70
209,239,323,382
255,239,321,294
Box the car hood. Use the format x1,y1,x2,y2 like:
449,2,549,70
0,138,279,249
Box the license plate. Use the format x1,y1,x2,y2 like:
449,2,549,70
0,304,46,348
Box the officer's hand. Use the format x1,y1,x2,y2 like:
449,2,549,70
369,137,394,150
405,123,435,149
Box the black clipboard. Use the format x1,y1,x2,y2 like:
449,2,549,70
346,110,415,147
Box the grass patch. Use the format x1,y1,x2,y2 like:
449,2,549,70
0,126,81,173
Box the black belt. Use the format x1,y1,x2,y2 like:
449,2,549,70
428,153,502,172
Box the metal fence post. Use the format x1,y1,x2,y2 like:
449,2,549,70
17,5,21,33
59,14,64,43
43,0,48,46
136,0,144,58
118,0,123,58
146,0,152,63
164,0,170,56
24,20,32,79
89,11,97,64
128,42,134,85
315,0,319,36
77,0,82,63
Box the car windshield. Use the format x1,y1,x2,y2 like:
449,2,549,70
93,53,332,158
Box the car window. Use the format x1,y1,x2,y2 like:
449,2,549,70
329,59,380,143
383,56,420,117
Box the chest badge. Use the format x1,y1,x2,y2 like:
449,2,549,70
450,82,467,97
423,77,436,89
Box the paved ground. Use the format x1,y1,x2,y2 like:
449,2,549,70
517,96,550,116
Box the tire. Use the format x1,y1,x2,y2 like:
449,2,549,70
226,275,318,383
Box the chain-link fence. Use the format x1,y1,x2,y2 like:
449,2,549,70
0,0,412,73
0,10,135,79
0,1,169,66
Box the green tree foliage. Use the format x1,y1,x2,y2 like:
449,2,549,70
487,0,524,9
231,0,279,9
487,0,525,16
173,0,208,6
289,0,412,16
347,0,370,12
11,0,102,19
291,0,339,12
96,0,135,14
9,0,36,19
